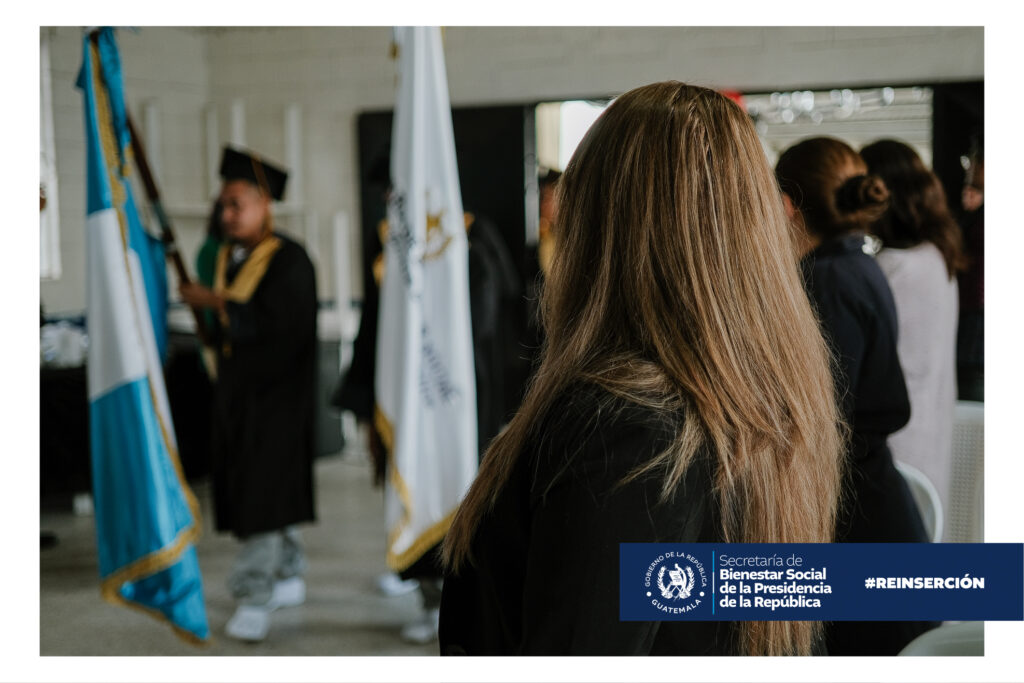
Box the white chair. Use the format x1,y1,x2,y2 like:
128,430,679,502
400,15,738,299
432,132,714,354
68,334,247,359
895,460,943,543
898,621,983,656
947,401,984,542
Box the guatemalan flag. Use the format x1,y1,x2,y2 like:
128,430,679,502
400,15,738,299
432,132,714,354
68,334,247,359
77,27,208,644
375,26,478,571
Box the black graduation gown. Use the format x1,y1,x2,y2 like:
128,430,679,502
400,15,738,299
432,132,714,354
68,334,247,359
439,384,735,655
210,233,318,538
801,233,936,655
467,214,522,456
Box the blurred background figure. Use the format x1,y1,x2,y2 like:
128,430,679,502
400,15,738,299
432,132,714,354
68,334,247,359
179,148,318,642
331,157,519,643
195,198,225,337
961,138,985,214
956,134,984,402
536,168,560,277
185,198,226,384
39,181,59,551
776,137,938,655
861,139,965,527
329,162,419,604
466,210,522,457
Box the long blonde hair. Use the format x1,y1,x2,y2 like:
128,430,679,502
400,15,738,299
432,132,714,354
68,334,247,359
444,82,844,656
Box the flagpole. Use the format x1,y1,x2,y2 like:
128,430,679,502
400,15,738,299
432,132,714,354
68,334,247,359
125,112,212,347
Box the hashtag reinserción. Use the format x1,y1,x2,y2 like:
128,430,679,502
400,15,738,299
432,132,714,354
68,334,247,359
866,575,985,590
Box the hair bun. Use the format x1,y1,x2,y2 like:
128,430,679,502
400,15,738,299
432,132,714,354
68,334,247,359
836,174,889,213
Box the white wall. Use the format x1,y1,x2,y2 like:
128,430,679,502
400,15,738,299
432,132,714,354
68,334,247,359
43,26,984,312
445,26,983,102
204,27,396,306
39,26,210,315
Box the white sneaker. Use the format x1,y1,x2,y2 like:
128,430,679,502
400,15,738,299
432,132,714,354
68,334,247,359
376,572,419,597
225,605,271,642
400,607,440,644
269,576,306,609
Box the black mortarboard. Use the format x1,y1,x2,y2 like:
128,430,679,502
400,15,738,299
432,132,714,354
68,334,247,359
219,146,288,201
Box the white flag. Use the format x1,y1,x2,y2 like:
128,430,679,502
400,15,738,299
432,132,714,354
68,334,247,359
375,26,478,571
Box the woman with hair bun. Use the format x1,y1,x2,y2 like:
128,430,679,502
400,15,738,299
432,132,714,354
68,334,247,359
439,82,845,656
776,137,937,656
861,139,965,529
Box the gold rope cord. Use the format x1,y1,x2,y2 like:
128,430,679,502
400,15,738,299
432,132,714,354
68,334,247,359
375,404,459,571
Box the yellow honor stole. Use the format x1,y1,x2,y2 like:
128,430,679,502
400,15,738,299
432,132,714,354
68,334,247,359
209,236,284,367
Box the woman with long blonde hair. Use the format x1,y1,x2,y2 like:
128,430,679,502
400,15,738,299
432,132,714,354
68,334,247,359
439,82,844,656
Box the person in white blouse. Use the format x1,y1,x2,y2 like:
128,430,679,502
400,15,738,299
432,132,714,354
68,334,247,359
861,140,967,536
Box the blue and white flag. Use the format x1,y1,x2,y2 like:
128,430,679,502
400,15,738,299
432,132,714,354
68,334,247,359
375,26,478,571
77,27,208,644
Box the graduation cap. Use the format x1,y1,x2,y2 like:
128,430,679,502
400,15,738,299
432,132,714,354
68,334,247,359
219,146,288,201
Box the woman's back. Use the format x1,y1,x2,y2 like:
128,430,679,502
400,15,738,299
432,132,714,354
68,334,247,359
800,234,922,542
876,242,958,525
801,236,908,442
859,138,964,524
439,383,731,655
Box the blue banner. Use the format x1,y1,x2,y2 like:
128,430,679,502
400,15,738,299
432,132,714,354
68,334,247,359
78,27,209,645
620,543,1023,622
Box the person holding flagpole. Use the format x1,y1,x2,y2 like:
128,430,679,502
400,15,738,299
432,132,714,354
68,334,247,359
179,147,318,643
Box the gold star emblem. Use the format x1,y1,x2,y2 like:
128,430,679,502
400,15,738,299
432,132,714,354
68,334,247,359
424,210,452,261
426,211,443,235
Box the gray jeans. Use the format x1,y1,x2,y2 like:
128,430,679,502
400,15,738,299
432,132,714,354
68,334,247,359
227,527,305,606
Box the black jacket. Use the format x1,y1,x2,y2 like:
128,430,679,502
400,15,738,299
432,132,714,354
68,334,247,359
800,233,923,544
802,233,935,655
331,212,521,460
439,383,734,655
